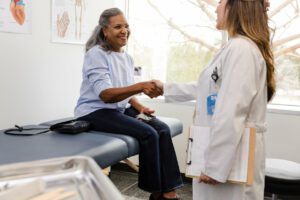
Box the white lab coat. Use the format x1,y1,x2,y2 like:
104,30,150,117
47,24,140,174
164,35,268,200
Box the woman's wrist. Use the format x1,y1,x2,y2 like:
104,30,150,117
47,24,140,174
138,106,146,113
135,82,145,93
134,101,145,113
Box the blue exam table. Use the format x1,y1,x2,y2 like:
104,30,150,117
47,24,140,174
0,117,183,168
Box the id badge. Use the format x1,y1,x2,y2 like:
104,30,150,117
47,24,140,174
207,93,217,116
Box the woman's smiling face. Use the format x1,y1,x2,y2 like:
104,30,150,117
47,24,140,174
103,14,130,52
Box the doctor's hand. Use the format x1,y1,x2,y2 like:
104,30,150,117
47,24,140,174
151,80,164,94
199,173,220,185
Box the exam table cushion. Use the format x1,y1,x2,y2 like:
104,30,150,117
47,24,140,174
0,126,128,167
40,116,183,156
0,117,183,168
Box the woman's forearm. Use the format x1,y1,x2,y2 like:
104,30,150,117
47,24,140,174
100,83,143,103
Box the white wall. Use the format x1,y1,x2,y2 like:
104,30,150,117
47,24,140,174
265,111,300,162
0,1,299,172
0,0,120,128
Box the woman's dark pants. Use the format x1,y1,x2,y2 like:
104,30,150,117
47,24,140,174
78,107,183,193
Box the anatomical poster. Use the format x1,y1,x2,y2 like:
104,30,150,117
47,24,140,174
52,0,89,44
0,0,32,33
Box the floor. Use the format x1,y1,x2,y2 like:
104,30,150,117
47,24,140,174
110,170,192,200
109,169,300,200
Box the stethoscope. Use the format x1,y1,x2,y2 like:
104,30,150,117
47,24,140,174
211,66,219,83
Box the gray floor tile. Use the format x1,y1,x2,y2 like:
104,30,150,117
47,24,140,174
110,170,192,200
110,170,139,193
175,184,192,200
122,184,150,199
110,170,298,200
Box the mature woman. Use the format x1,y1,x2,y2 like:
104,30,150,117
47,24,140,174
74,8,183,200
155,0,275,199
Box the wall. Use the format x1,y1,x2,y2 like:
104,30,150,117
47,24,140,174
0,1,299,172
265,110,300,162
0,0,120,128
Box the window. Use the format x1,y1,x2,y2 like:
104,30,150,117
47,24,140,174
268,1,300,106
127,0,300,106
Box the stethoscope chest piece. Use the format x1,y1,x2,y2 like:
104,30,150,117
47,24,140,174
211,67,219,83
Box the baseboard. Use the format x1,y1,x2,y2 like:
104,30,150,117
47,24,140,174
111,162,192,184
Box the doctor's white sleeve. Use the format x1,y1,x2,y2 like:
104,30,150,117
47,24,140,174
164,82,197,103
203,39,263,183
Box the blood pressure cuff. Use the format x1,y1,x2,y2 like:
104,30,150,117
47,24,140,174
3,120,90,136
49,120,90,134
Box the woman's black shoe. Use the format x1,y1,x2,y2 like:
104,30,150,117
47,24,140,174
157,194,181,200
149,193,157,200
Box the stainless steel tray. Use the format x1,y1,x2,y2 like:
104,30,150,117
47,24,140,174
0,156,124,200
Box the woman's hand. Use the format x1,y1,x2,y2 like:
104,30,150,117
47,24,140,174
140,107,155,115
141,81,163,98
199,173,220,185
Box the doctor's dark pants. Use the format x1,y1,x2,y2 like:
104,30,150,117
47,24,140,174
78,107,183,193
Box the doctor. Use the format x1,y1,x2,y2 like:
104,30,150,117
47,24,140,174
155,0,275,199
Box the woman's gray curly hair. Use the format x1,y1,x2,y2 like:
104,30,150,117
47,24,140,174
85,8,124,52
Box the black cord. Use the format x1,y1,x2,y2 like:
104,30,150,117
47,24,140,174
4,125,49,136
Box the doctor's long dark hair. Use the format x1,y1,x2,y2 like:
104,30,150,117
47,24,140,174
225,0,276,102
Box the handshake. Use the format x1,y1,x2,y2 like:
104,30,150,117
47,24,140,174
140,80,164,98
